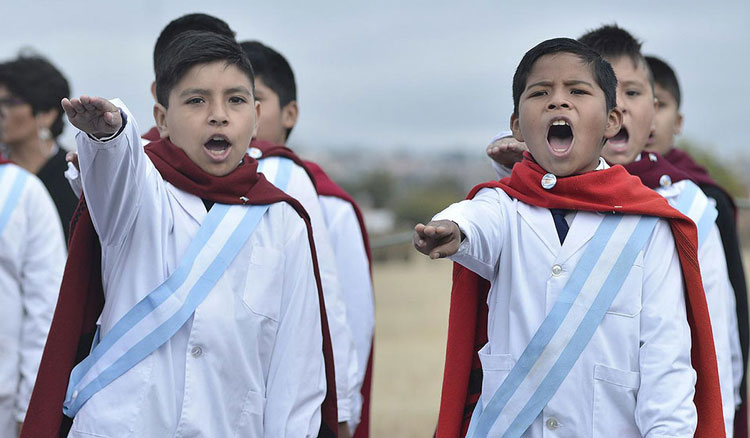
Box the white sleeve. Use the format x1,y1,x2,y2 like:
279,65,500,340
76,101,150,246
283,166,358,422
432,187,506,281
699,225,737,431
264,208,326,437
489,130,514,179
15,176,66,421
637,219,697,436
64,161,83,199
320,196,374,430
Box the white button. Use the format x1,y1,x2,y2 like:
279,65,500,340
248,147,263,159
72,390,79,399
191,346,203,358
552,264,562,276
546,417,559,430
659,174,672,187
648,152,658,162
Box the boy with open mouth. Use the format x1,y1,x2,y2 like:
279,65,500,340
415,37,723,437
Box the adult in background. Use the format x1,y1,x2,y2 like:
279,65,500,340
0,54,77,241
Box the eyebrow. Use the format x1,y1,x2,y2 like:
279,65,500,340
179,86,252,97
620,80,646,88
525,79,594,90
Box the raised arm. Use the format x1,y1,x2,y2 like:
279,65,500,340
61,96,150,246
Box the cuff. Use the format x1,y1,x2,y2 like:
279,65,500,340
489,129,514,144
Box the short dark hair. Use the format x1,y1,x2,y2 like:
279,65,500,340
155,31,255,107
153,13,235,74
0,54,70,138
239,41,297,139
578,24,653,87
645,55,681,108
512,38,617,115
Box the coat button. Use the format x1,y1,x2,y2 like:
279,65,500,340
546,417,560,430
191,346,203,358
541,173,557,190
552,264,563,276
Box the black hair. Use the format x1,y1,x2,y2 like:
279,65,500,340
239,41,297,139
578,24,653,87
0,54,70,138
512,38,618,115
645,55,681,108
153,13,235,74
155,31,255,107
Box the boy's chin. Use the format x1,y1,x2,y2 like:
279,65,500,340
536,156,597,178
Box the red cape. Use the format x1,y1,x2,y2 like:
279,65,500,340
22,138,339,438
303,159,375,438
436,154,724,438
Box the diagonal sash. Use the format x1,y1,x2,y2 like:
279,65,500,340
257,155,294,188
63,159,293,417
466,213,659,438
0,164,30,237
673,180,718,248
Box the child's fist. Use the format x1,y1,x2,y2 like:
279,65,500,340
486,136,527,168
413,220,461,259
61,96,122,138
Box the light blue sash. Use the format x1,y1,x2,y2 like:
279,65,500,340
673,180,717,247
467,214,659,437
0,164,30,237
64,160,293,417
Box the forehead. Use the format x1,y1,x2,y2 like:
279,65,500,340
526,52,595,86
173,61,253,92
607,56,650,85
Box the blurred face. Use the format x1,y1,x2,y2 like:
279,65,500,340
511,53,622,177
0,84,36,145
154,61,260,176
601,56,657,165
645,83,682,155
253,77,297,145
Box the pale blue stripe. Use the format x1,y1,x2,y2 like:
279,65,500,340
258,156,294,192
465,399,483,438
503,217,658,437
696,204,718,247
469,215,622,437
64,204,229,400
675,180,700,214
0,166,30,237
65,203,269,416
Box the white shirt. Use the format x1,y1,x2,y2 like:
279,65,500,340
0,163,65,436
258,157,360,424
67,108,326,437
657,179,740,435
319,195,375,429
434,175,697,436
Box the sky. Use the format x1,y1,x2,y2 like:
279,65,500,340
2,0,748,158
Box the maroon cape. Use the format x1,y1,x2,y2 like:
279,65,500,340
436,154,724,437
22,138,339,438
665,147,736,211
623,151,692,189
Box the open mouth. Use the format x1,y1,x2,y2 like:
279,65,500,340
203,135,233,161
608,127,629,147
547,119,574,155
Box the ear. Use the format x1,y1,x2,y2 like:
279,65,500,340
674,112,684,136
35,107,58,130
153,103,169,138
510,113,524,142
604,106,623,139
251,100,261,138
150,81,157,101
281,100,299,132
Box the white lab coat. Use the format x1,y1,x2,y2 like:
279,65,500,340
434,161,697,437
67,109,326,437
0,164,65,436
257,156,360,424
657,179,741,436
319,194,375,429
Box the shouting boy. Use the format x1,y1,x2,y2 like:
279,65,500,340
23,32,336,437
416,38,723,437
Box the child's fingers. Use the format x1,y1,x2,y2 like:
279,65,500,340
69,98,86,114
61,98,76,117
429,240,459,259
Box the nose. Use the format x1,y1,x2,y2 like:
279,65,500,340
616,89,628,114
208,102,229,126
547,90,570,110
